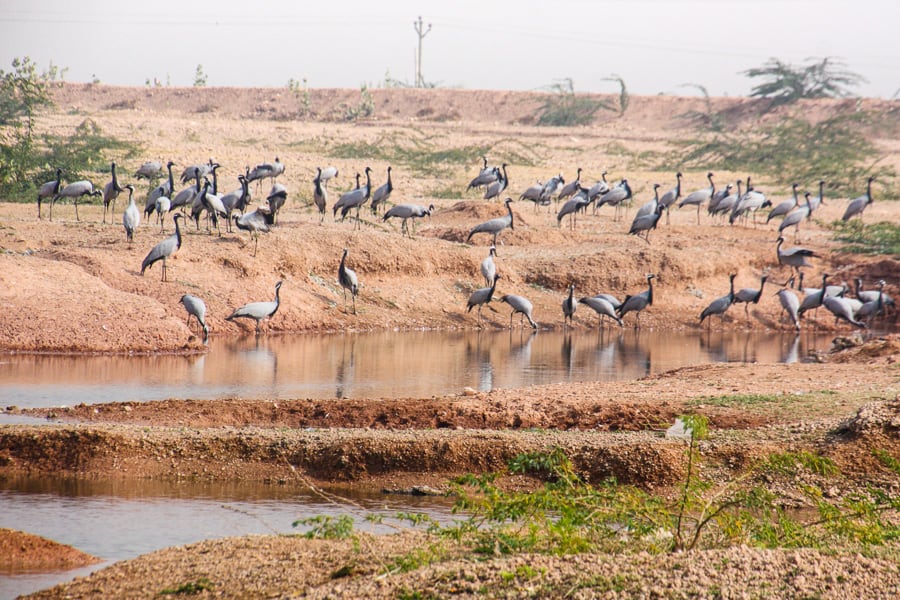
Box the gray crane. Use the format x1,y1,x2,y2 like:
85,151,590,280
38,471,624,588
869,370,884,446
707,182,733,216
312,168,327,223
856,280,887,324
170,168,202,212
122,184,140,242
519,180,546,209
370,166,393,215
466,156,498,191
730,178,769,225
556,187,590,229
557,168,582,202
155,196,171,232
193,180,228,235
141,214,183,281
586,171,610,204
766,183,799,224
855,277,894,308
562,283,576,328
596,179,633,220
480,245,497,288
338,167,373,228
50,180,102,222
733,274,767,320
540,174,565,205
776,236,816,279
807,179,826,216
467,273,500,325
798,273,830,318
678,172,715,225
700,273,736,329
232,209,272,256
711,180,742,220
382,203,433,238
777,192,811,241
635,183,661,220
180,159,214,184
180,293,209,343
266,183,287,224
319,166,339,186
823,293,867,329
134,160,163,182
467,197,515,249
338,248,359,314
146,161,176,219
220,174,251,232
246,157,285,190
226,280,283,334
37,167,63,219
578,296,623,328
332,172,361,218
658,171,682,224
483,164,509,202
776,278,801,331
628,204,665,243
102,161,125,223
617,273,655,328
499,294,538,330
842,176,875,222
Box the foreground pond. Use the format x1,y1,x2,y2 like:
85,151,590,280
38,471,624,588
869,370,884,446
0,475,457,598
0,328,853,409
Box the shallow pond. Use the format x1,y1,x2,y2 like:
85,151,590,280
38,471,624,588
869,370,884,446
0,328,853,409
0,475,457,598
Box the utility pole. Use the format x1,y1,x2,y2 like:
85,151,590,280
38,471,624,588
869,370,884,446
413,15,431,88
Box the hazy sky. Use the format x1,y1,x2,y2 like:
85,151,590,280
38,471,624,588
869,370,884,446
1,0,897,98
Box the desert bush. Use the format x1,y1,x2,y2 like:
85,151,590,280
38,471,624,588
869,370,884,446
536,78,612,127
743,56,866,107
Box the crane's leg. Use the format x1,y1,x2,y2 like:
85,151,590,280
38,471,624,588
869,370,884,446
161,257,167,282
75,198,80,222
352,293,357,315
696,205,701,225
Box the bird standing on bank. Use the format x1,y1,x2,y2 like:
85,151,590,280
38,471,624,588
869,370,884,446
338,248,359,314
480,245,497,287
499,294,538,329
180,294,209,343
313,167,327,223
700,273,737,329
122,184,140,242
562,283,576,328
226,280,283,334
579,296,623,328
50,180,102,222
102,161,125,223
382,203,433,238
370,166,393,215
617,274,655,328
141,214,183,281
467,198,515,248
467,273,500,326
842,176,875,222
37,167,63,219
733,274,768,320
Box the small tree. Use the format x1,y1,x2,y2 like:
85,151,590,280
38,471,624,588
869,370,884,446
193,64,208,88
0,57,57,197
742,56,866,106
537,78,612,127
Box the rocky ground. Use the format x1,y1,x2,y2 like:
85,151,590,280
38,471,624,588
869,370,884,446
1,85,898,598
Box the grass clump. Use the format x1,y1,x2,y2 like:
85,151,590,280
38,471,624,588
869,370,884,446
159,577,213,595
692,393,781,407
829,220,900,256
536,78,612,127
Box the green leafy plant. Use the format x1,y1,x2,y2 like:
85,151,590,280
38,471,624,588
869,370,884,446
159,577,213,595
743,56,866,106
288,77,311,117
340,84,375,121
293,514,355,540
536,78,612,127
603,74,630,116
673,112,891,196
829,220,900,256
193,64,207,87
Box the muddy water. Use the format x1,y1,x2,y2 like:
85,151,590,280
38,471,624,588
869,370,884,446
0,475,457,598
1,329,852,409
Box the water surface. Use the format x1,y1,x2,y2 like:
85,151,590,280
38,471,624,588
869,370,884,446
0,329,851,409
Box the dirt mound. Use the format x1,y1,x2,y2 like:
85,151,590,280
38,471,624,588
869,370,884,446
0,529,99,573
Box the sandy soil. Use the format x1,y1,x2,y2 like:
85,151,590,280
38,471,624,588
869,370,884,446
1,84,899,598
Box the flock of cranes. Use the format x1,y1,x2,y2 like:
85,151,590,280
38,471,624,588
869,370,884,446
30,153,892,340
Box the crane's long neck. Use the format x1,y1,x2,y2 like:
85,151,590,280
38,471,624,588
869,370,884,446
386,168,392,190
167,164,174,191
54,169,62,193
211,168,218,195
866,178,873,203
728,276,735,299
568,285,574,304
174,218,182,249
708,173,715,196
194,171,201,191
364,170,372,196
506,202,514,229
111,164,119,189
273,285,281,306
675,174,681,194
758,277,766,295
647,278,654,305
